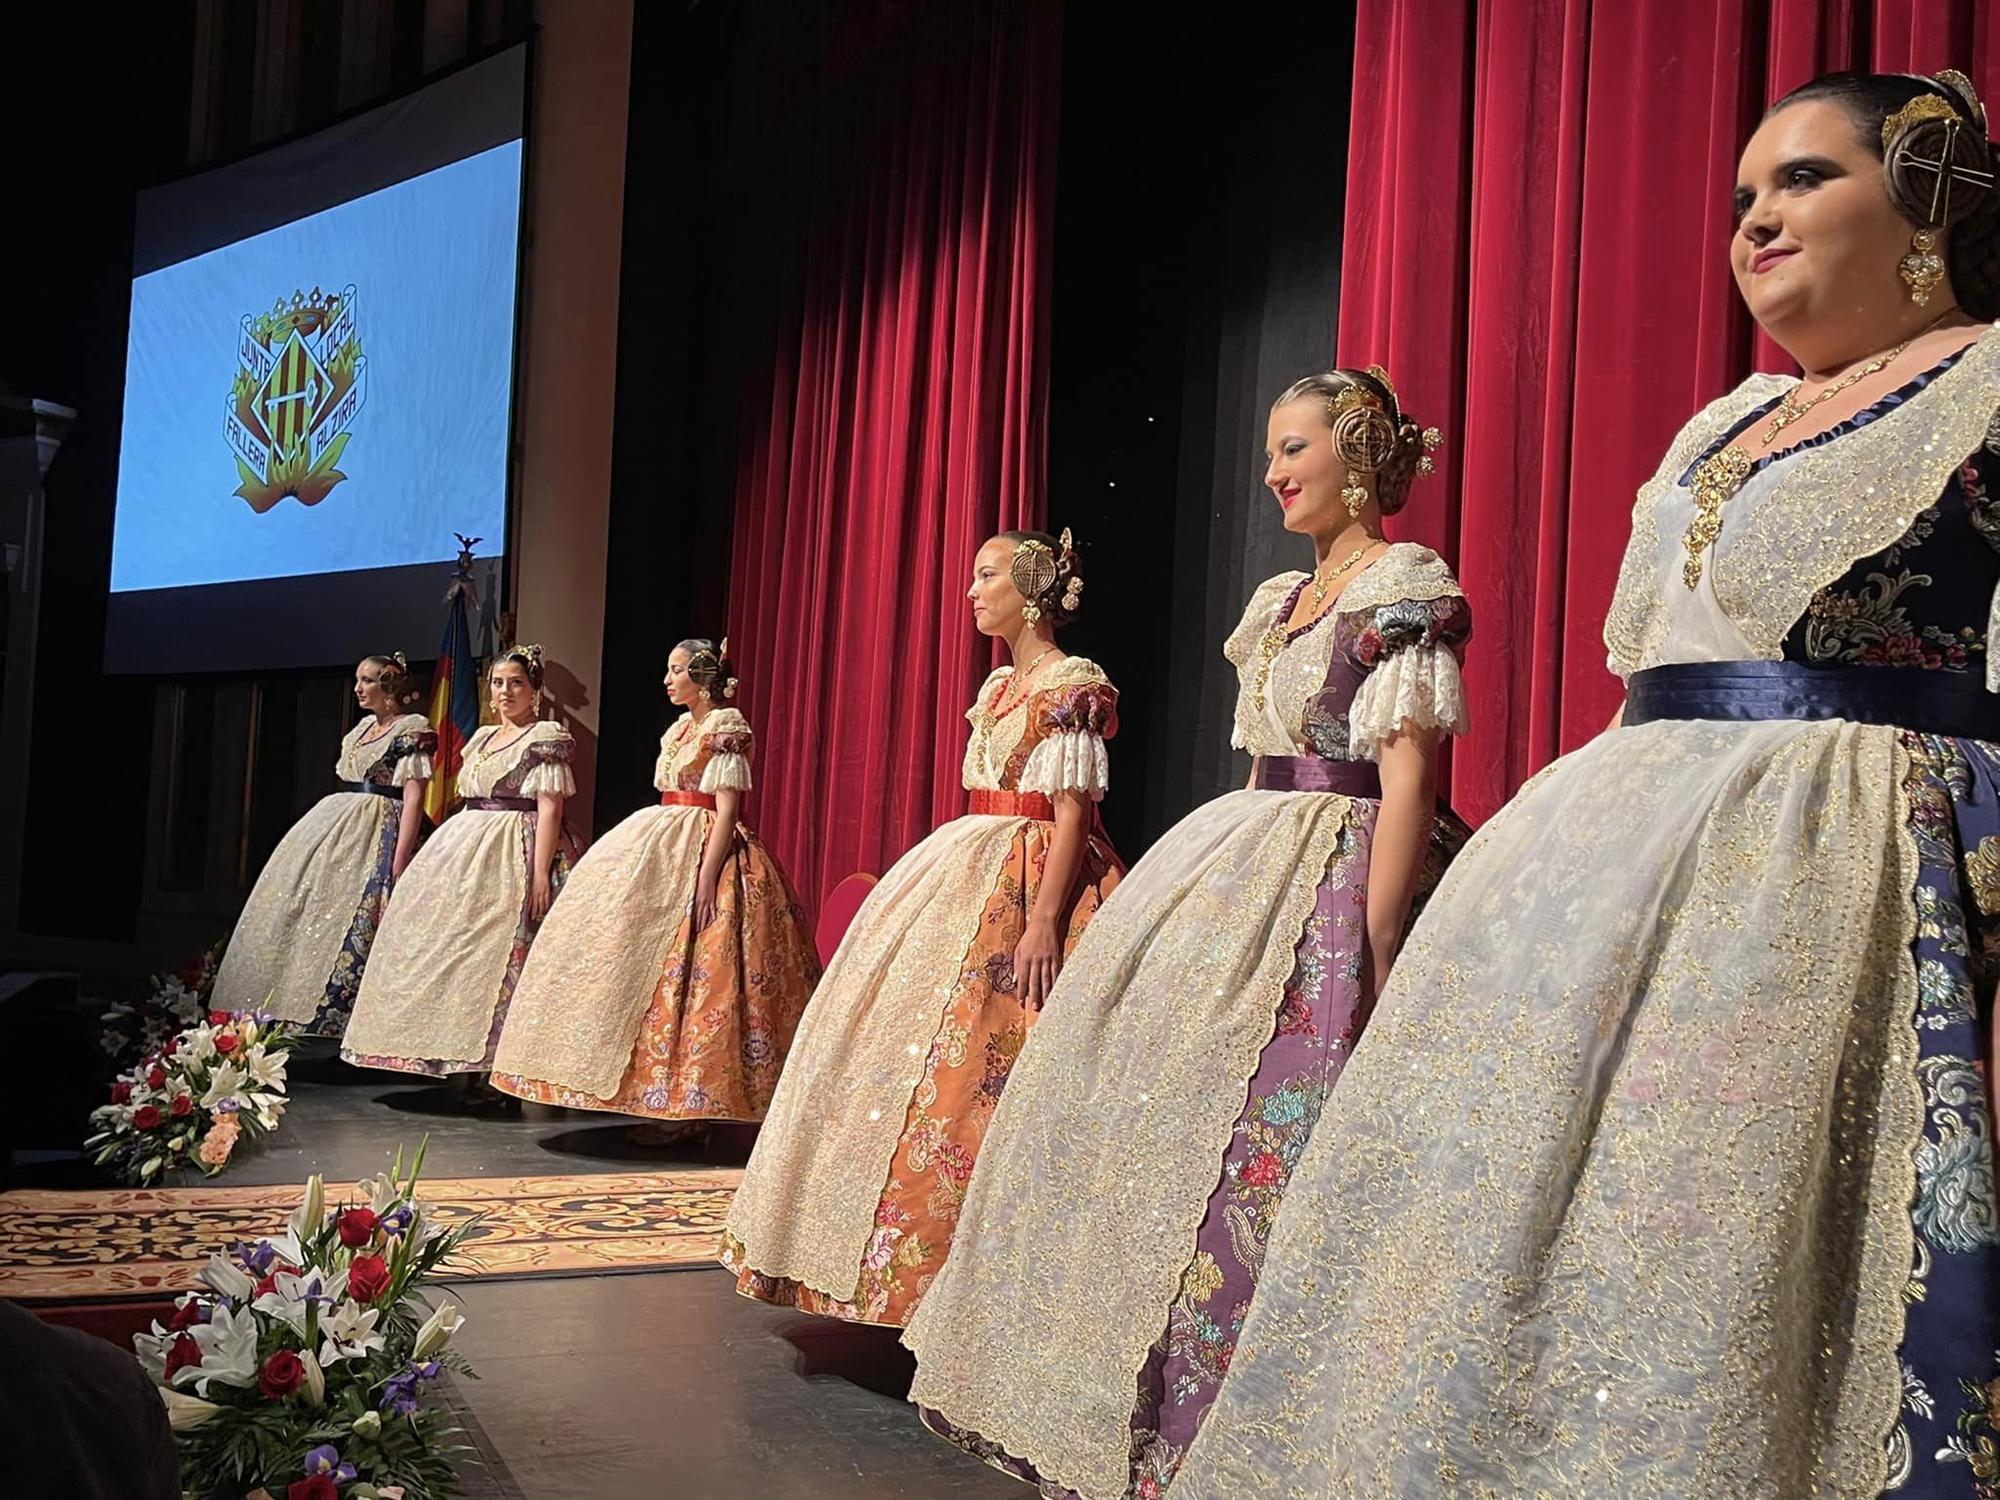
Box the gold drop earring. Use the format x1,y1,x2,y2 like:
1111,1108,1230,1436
1341,475,1370,519
1901,226,1947,305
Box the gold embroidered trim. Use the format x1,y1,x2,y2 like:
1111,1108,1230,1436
1604,375,1791,677
904,792,1357,1499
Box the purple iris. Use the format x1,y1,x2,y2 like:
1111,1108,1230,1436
213,1098,242,1114
238,1240,278,1274
380,1205,414,1238
378,1360,444,1417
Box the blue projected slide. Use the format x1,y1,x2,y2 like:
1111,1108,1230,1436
111,141,521,592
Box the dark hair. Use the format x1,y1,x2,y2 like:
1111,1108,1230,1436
496,645,545,690
1770,71,2000,320
360,653,423,709
994,530,1085,628
1271,368,1434,516
675,638,739,700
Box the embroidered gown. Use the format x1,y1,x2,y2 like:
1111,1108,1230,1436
213,713,436,1036
902,544,1472,1500
721,655,1124,1326
490,709,821,1121
341,721,581,1076
1174,334,2000,1500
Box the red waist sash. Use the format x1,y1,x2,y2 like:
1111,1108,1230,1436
659,789,719,811
967,788,1056,821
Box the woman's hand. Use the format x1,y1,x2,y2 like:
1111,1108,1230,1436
695,873,720,931
391,848,413,883
1014,915,1063,1011
529,871,554,923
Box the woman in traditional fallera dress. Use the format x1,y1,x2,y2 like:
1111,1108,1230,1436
1172,71,2000,1500
721,529,1124,1326
903,368,1468,1500
213,655,434,1035
342,645,581,1077
490,640,820,1121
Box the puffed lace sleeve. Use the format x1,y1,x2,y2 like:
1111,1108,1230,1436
697,709,755,794
1347,594,1472,758
1017,670,1119,802
388,723,439,787
517,729,577,799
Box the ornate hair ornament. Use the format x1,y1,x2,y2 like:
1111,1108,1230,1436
686,638,738,700
390,651,409,671
1011,528,1081,627
505,642,547,684
1884,74,1996,227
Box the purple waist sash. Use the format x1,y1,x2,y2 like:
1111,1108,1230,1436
460,796,537,813
1249,755,1382,798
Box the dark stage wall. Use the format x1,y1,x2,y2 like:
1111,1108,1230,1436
595,5,1358,877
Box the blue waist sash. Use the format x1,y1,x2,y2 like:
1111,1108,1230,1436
347,782,400,799
1625,661,2000,742
1249,755,1383,798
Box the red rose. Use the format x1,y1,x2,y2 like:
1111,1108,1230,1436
347,1252,392,1303
215,1034,241,1054
167,1300,204,1332
111,1082,133,1105
170,1094,194,1118
1239,1151,1284,1188
289,1478,339,1500
258,1348,307,1399
336,1208,379,1248
133,1105,165,1131
164,1332,201,1380
162,1038,179,1058
146,1065,167,1089
208,1009,231,1026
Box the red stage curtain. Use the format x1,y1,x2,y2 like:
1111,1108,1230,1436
723,0,1060,908
1343,1,2000,823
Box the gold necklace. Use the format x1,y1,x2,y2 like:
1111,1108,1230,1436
1682,319,1947,589
1757,313,1947,445
1253,546,1373,716
992,646,1058,718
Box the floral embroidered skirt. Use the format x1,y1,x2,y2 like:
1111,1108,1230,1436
723,822,1123,1326
1163,721,1998,1499
492,829,820,1121
341,813,577,1077
919,800,1461,1497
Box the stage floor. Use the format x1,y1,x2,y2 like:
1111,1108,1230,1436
18,1061,1023,1499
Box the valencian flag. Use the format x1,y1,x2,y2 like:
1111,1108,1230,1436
423,534,484,825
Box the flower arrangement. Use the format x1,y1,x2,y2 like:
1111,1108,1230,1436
100,939,227,1070
86,1010,298,1185
133,1145,478,1500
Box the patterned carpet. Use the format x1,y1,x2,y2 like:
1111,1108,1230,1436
0,1169,741,1300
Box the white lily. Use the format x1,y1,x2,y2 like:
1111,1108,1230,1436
177,1303,258,1395
318,1299,387,1365
290,1174,326,1241
356,1173,402,1216
197,1253,255,1302
158,1386,224,1430
178,1026,218,1067
199,1062,249,1110
132,1327,170,1383
246,1047,288,1090
252,1265,348,1337
411,1300,464,1360
351,1410,383,1439
300,1346,326,1406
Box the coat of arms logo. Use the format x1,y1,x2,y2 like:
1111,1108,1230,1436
224,284,367,512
